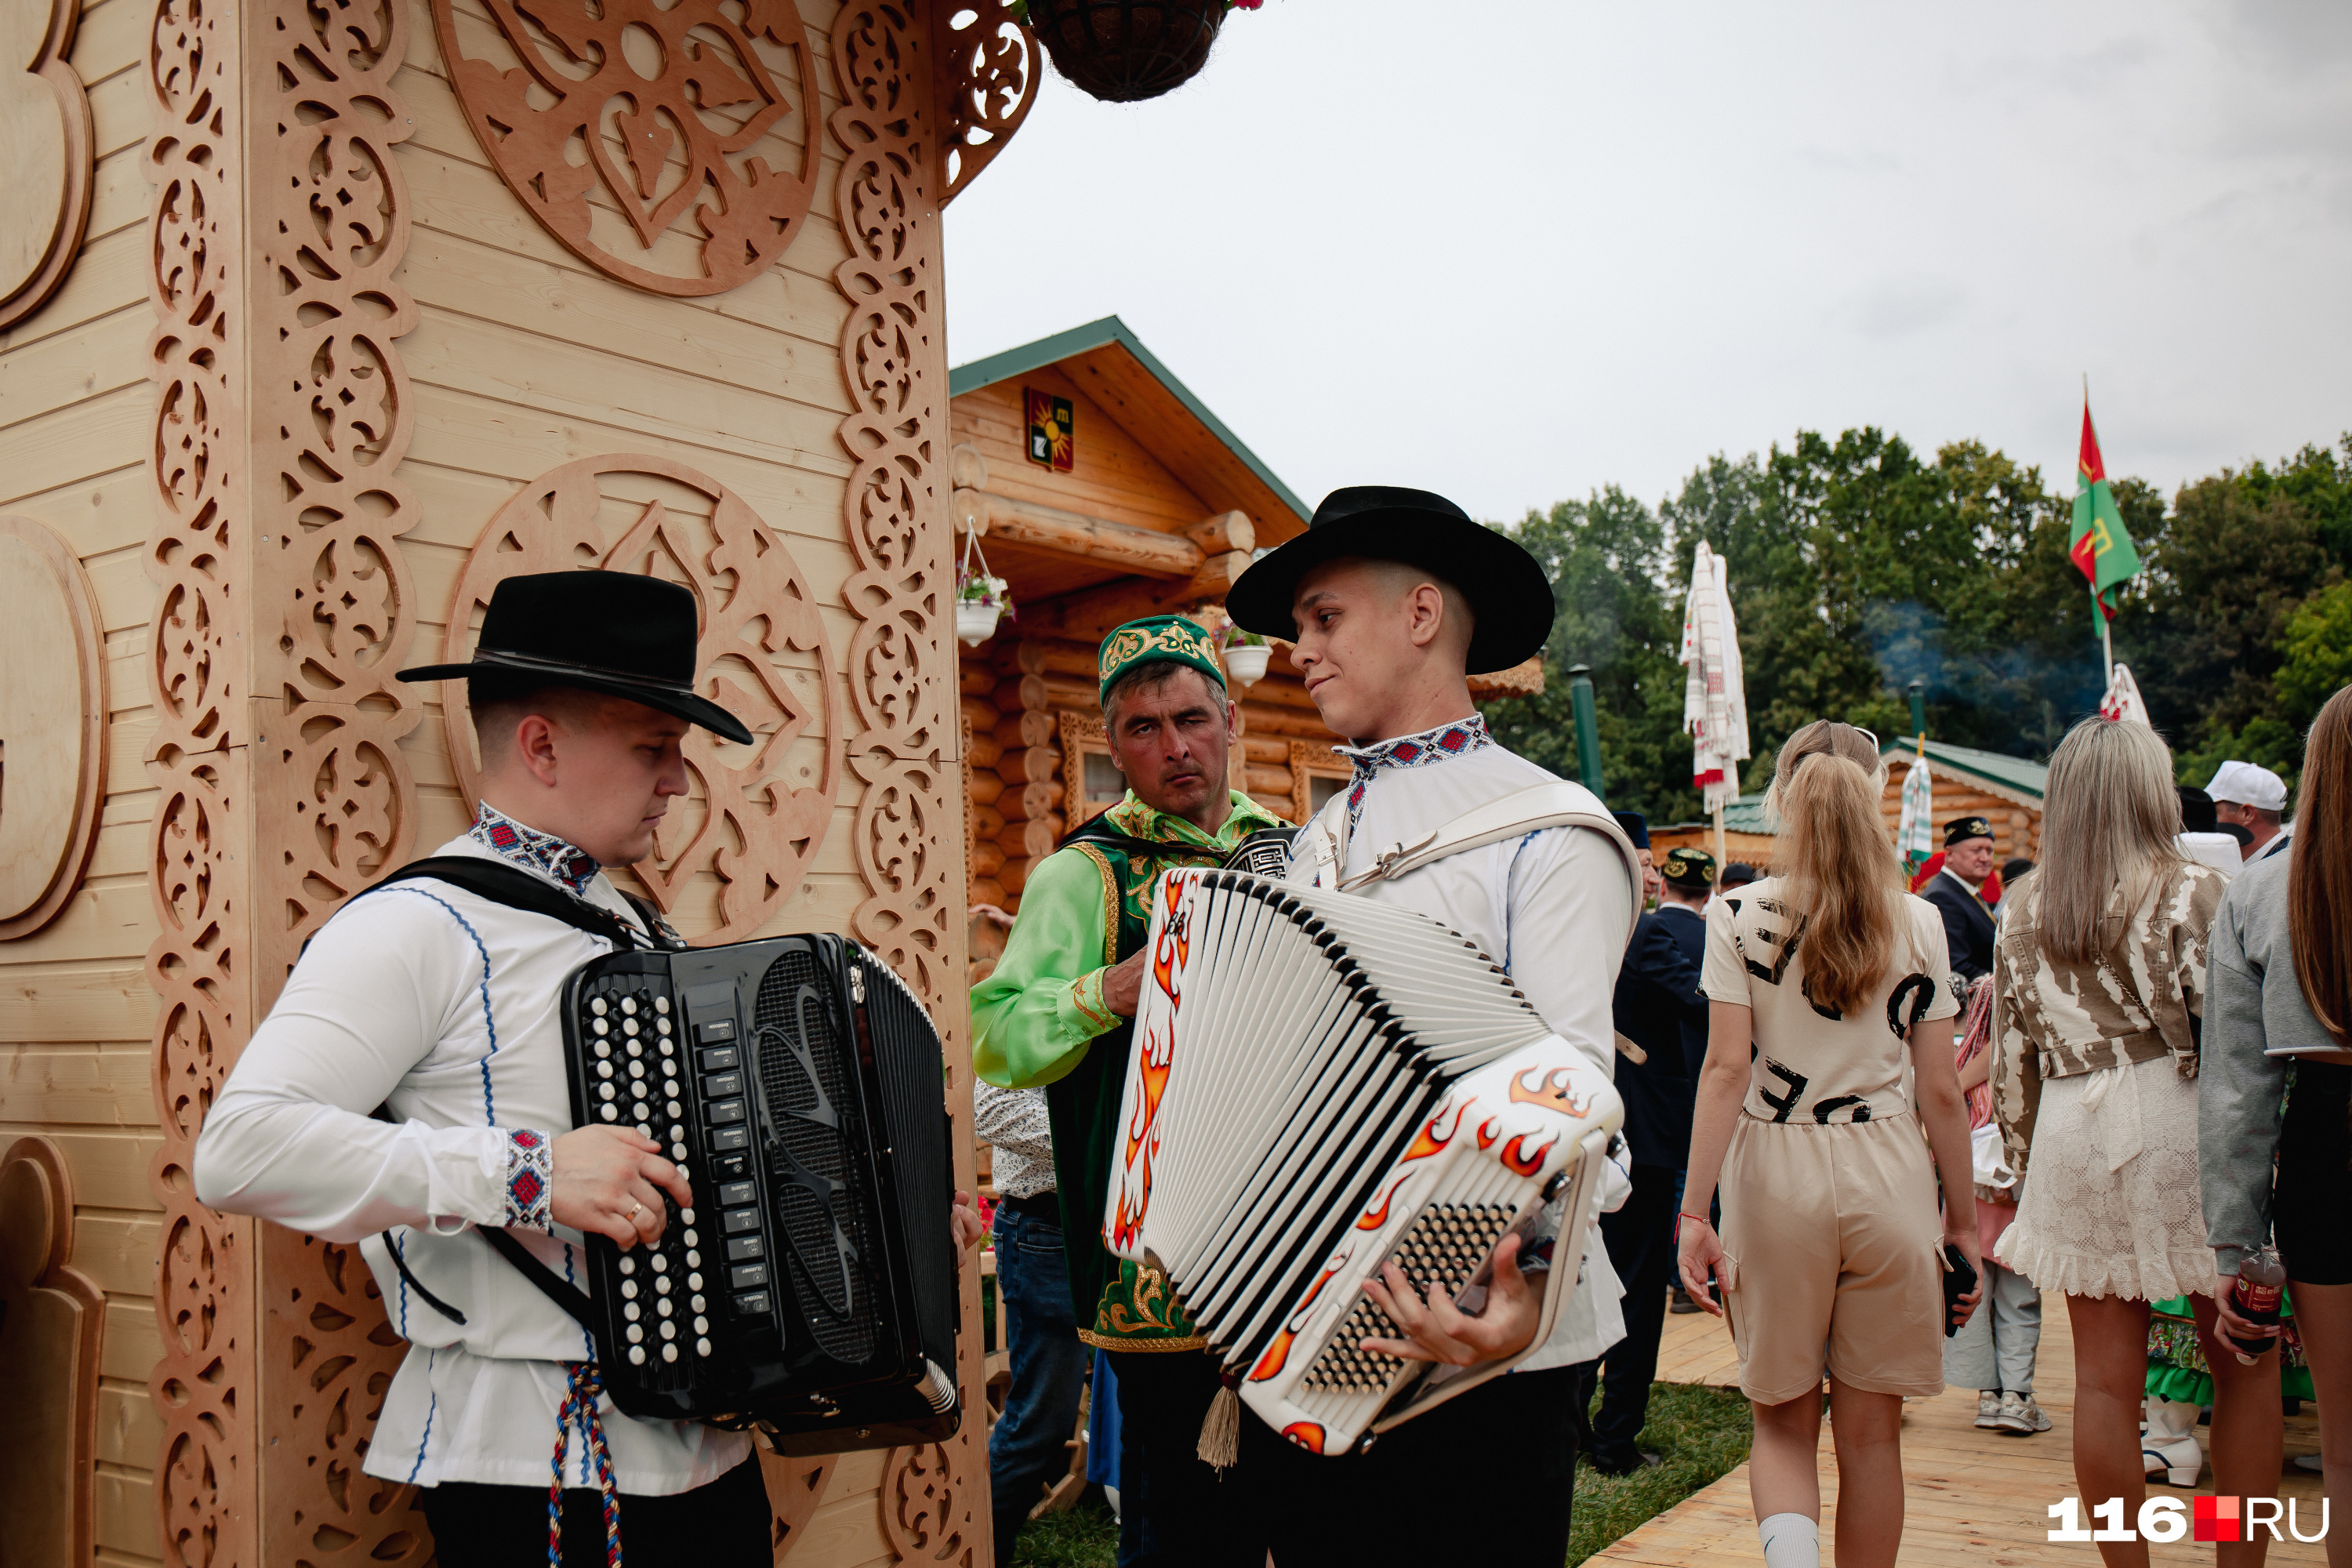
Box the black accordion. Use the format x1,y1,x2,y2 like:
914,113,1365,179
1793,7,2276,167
557,933,960,1453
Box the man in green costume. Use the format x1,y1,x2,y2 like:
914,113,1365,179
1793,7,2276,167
972,614,1283,1567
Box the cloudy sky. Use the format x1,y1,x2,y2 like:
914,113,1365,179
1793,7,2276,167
943,1,2352,525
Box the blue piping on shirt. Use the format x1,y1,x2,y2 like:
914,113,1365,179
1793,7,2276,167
1502,831,1541,975
406,1348,438,1483
380,887,500,1126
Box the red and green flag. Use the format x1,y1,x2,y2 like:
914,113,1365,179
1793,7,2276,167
2071,401,2142,619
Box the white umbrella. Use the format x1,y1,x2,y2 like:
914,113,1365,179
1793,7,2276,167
1679,541,1751,871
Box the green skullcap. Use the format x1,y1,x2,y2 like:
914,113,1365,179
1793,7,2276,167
1097,615,1226,708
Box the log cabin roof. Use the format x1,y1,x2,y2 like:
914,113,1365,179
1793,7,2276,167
950,315,1312,539
1879,737,2048,808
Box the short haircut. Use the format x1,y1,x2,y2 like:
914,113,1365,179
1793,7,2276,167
468,675,615,761
1102,659,1221,726
1361,559,1475,657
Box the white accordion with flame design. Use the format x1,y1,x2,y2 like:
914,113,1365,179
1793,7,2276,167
1104,866,1624,1456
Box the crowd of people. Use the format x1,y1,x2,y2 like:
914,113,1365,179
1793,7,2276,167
974,487,2352,1568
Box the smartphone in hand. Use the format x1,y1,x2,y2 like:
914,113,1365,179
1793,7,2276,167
1940,1242,1979,1338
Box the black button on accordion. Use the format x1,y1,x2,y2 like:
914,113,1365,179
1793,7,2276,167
558,932,960,1453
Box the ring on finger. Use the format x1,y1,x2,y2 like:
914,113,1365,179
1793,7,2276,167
626,1200,644,1223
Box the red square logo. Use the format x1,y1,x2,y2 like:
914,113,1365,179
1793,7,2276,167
2194,1496,2241,1542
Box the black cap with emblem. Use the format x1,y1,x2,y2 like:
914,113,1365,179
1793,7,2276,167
1661,847,1716,891
1943,815,1994,850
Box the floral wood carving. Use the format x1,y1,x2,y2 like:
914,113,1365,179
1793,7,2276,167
757,1449,836,1561
1287,740,1348,828
0,516,107,939
881,1441,978,1566
0,0,93,329
0,1137,106,1568
145,0,259,1556
935,1,1037,205
437,456,842,944
430,0,821,296
147,0,428,1561
831,8,989,1559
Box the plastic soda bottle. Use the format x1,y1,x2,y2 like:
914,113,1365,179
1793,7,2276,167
2227,1245,2288,1363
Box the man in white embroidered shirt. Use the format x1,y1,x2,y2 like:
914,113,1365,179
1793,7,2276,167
1221,486,1636,1562
194,572,981,1568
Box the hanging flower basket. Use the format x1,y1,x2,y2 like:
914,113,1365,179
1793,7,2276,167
956,518,1013,646
1218,623,1270,688
1022,0,1229,103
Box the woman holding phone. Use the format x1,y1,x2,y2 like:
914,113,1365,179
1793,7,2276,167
1677,720,1983,1568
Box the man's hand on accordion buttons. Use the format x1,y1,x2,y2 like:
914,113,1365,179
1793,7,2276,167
952,1190,985,1255
550,1125,692,1248
1359,1232,1541,1367
1101,949,1149,1018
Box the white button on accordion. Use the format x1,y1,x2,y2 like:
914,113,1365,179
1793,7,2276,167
1105,866,1625,1456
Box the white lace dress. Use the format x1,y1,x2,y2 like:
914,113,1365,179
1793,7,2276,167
1994,1053,2218,1302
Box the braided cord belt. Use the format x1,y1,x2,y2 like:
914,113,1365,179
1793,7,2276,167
548,1362,624,1566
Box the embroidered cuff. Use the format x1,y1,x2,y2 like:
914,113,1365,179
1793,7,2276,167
501,1128,554,1232
1064,969,1120,1040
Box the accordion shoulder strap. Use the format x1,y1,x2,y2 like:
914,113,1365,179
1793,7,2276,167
365,855,681,952
1334,781,1646,938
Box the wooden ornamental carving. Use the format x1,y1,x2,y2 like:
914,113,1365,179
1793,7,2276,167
438,456,843,944
757,1450,836,1560
1288,740,1349,827
935,1,1038,205
430,0,822,296
0,516,107,938
832,5,989,1560
0,1137,107,1568
147,0,427,1561
0,0,93,330
1058,709,1113,828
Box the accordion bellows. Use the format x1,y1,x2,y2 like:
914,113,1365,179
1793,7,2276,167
1106,868,1624,1455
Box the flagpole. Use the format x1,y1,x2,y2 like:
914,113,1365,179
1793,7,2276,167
1712,801,1725,876
2100,612,2114,684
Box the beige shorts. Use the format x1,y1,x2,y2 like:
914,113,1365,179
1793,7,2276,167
1719,1110,1946,1405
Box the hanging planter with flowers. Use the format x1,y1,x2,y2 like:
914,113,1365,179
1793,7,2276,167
1014,0,1260,104
956,517,1014,646
1218,622,1271,689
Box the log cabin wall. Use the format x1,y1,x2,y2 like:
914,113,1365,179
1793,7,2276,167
1,0,1040,1563
1880,757,2043,863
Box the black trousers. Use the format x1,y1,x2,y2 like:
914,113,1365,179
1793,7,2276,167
1574,1160,1681,1458
417,1452,771,1568
1241,1363,1581,1566
1108,1348,1265,1567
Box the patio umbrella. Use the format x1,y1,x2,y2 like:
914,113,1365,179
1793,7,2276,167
1679,542,1751,873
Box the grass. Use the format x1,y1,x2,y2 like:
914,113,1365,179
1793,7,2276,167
1005,1381,1755,1566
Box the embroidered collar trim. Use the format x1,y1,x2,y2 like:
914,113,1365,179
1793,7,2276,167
470,802,601,895
1334,713,1493,835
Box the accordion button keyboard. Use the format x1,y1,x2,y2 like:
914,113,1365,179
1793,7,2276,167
618,1257,634,1276
590,997,608,1016
684,1249,700,1268
682,1229,699,1247
653,996,670,1014
696,1337,713,1358
699,1047,739,1072
650,1254,667,1274
599,1106,617,1122
691,1294,706,1312
592,1017,608,1036
627,1345,645,1366
623,1302,640,1322
666,1099,684,1119
621,998,637,1017
693,1315,709,1334
661,1344,677,1363
671,1142,688,1161
688,1273,703,1292
626,1323,644,1344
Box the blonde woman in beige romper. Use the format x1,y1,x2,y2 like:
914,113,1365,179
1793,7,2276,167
1679,722,1983,1568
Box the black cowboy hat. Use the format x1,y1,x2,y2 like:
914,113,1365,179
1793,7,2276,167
1224,485,1554,674
397,571,753,744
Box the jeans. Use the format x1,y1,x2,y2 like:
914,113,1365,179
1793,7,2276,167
989,1207,1088,1566
1943,1254,2041,1395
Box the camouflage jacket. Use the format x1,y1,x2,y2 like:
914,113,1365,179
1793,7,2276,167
1989,861,2226,1182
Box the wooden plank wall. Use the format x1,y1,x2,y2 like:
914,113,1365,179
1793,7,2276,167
1881,758,2042,863
0,1,169,1560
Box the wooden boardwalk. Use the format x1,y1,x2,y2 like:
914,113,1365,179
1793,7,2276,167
1600,1296,2332,1565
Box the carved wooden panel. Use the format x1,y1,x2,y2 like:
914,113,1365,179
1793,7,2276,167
145,0,260,1555
0,0,93,329
430,0,821,296
757,1450,836,1561
1058,710,1112,829
437,456,844,945
0,1136,105,1568
0,516,107,938
832,5,988,1561
935,2,1037,205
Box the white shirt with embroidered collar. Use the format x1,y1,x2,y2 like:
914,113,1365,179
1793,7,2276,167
194,801,752,1494
1300,711,1635,1371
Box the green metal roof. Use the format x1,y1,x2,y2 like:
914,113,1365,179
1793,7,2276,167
948,315,1312,524
1879,738,2048,803
1658,793,1771,836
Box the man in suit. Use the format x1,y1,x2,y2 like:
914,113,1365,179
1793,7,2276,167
1922,815,1998,990
1577,844,1715,1473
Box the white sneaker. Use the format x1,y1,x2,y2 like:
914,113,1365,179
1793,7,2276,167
1996,1391,2051,1435
1975,1391,2002,1429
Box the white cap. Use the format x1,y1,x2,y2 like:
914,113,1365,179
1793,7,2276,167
2207,760,2288,813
